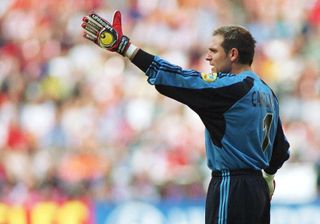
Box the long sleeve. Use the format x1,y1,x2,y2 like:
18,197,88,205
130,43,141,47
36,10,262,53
131,49,155,73
264,118,290,175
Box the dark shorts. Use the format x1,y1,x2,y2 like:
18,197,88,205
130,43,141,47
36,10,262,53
205,169,270,224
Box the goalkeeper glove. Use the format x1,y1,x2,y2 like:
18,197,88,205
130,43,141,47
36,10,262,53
81,11,131,56
263,171,276,199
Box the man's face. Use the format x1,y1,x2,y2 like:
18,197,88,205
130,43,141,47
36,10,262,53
205,35,232,73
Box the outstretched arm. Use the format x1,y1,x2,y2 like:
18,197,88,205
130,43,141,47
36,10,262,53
80,11,238,111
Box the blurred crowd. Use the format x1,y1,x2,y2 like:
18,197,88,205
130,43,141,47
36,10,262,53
0,0,320,205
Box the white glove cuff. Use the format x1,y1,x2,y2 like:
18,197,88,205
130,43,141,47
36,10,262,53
125,44,139,60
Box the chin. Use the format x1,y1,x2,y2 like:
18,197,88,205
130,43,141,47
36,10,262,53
220,67,232,73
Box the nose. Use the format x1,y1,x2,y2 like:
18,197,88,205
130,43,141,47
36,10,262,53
205,53,212,62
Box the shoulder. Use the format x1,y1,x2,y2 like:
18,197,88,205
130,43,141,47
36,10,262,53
207,71,255,89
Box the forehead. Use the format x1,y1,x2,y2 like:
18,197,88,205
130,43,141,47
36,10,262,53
209,34,224,49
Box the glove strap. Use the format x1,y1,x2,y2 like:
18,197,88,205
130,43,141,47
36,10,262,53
117,35,131,55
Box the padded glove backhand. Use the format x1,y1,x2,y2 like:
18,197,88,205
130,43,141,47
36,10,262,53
81,11,130,55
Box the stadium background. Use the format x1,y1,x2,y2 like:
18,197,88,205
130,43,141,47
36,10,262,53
0,0,319,223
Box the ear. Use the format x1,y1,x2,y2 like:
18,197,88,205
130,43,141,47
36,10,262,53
229,48,239,63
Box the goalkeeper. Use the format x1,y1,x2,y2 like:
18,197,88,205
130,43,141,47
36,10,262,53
81,11,290,224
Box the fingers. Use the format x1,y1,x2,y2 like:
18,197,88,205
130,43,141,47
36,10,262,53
82,15,101,37
81,22,97,44
84,16,102,31
83,32,97,43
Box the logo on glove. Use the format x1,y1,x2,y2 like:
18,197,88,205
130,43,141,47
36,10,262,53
99,31,115,47
91,14,112,29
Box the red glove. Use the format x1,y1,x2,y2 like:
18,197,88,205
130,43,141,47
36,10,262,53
81,11,131,55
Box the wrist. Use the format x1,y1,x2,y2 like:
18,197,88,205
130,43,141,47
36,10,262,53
114,35,130,55
125,44,139,60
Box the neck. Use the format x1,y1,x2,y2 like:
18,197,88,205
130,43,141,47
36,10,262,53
231,64,252,74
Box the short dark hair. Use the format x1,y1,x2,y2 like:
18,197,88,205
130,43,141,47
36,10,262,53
213,26,256,65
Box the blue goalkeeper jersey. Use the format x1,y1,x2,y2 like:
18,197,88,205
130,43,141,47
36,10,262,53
133,51,289,173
